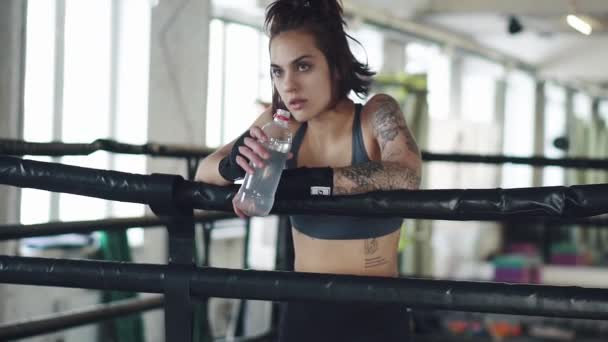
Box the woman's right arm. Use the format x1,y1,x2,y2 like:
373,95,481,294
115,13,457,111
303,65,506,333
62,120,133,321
194,108,274,186
194,142,234,186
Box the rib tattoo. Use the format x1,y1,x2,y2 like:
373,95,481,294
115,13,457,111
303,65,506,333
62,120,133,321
364,238,389,268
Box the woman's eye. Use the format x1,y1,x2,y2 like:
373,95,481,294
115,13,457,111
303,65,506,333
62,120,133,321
271,69,282,77
298,64,310,72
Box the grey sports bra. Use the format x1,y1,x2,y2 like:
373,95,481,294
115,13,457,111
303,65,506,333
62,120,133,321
286,103,403,240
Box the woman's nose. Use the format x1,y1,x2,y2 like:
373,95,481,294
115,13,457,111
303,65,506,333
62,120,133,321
282,71,297,93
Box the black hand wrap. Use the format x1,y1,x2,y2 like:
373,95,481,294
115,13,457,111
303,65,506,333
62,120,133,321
276,167,334,199
218,131,251,182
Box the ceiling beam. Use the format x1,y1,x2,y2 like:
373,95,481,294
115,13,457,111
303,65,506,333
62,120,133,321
341,0,536,73
425,0,608,17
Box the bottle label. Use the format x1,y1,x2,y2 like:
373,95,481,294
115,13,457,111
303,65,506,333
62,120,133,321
274,113,290,122
310,186,331,196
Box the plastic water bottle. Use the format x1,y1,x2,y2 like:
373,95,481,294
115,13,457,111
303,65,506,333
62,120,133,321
234,109,292,216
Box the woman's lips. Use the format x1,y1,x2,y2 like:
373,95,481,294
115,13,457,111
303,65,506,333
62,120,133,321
289,99,307,110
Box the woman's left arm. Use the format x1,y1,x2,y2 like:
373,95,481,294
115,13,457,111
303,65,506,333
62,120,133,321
333,94,422,195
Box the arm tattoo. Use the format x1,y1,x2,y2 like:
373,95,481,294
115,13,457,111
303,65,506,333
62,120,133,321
403,124,419,156
372,95,419,155
333,161,420,195
333,95,421,196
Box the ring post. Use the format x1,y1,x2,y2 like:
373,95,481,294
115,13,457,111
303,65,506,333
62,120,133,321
149,174,196,342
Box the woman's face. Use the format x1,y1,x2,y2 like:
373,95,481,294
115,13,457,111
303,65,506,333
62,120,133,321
270,30,334,122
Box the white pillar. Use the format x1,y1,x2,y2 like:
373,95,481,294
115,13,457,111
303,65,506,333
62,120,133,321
145,1,211,339
0,0,26,322
532,81,546,187
449,53,463,119
146,0,211,258
148,0,211,171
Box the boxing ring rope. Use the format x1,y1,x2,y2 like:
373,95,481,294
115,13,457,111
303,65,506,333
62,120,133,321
1,255,608,320
3,214,607,243
421,151,608,170
0,138,214,158
0,210,258,340
0,138,213,180
2,138,608,169
1,143,608,340
1,156,607,219
0,296,163,340
0,212,234,241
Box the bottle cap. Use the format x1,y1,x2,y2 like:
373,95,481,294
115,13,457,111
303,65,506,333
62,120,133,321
275,109,291,121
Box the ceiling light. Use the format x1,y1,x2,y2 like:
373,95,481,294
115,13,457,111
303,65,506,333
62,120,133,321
567,14,592,35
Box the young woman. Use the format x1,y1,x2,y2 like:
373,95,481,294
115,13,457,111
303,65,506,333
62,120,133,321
196,0,421,340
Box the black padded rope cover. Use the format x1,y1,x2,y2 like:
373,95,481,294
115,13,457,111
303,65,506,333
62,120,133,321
1,255,608,320
0,138,213,158
189,182,608,220
0,156,181,208
2,156,608,220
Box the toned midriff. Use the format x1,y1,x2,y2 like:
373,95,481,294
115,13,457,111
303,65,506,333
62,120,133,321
292,227,401,278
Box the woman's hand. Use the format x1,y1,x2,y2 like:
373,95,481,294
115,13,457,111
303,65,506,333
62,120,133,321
235,126,271,174
231,125,293,218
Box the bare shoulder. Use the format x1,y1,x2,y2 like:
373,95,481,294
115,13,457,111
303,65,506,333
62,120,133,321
360,93,406,140
360,94,403,133
362,93,420,162
362,93,400,114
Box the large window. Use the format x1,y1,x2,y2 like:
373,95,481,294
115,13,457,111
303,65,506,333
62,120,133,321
573,92,593,122
600,100,608,122
205,20,270,147
22,0,151,246
502,70,536,188
405,42,451,120
460,55,504,123
543,83,567,186
21,0,57,225
204,18,279,273
348,23,384,76
60,0,113,222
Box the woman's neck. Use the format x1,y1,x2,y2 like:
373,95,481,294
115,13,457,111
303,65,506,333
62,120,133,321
306,98,354,141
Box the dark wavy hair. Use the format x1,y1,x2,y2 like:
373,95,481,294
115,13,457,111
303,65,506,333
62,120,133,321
264,0,375,113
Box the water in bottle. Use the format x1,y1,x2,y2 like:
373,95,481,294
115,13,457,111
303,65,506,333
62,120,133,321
234,109,292,216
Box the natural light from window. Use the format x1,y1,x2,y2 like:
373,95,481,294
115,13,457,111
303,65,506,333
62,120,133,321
405,43,450,120
543,83,567,186
60,0,112,221
205,19,225,148
21,0,150,246
461,56,504,123
21,0,56,225
502,70,535,188
600,100,608,122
